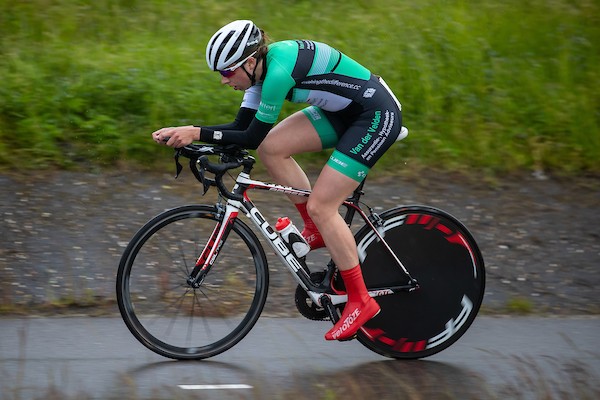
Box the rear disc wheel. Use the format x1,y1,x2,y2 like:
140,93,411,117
354,206,485,359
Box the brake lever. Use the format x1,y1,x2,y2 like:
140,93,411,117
192,156,218,196
174,149,183,179
196,159,212,195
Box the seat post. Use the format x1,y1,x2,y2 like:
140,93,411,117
342,178,366,226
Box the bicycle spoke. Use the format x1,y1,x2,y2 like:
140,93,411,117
187,292,198,345
117,205,268,360
177,240,192,276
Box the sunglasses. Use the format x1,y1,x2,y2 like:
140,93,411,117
217,50,258,78
218,69,237,78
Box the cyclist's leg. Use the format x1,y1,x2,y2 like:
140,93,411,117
308,166,380,340
308,167,361,269
256,109,323,202
312,94,402,340
257,107,340,249
318,96,402,264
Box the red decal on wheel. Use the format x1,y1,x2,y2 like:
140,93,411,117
413,340,427,352
393,338,427,353
362,327,428,353
435,224,453,235
406,214,419,224
419,215,432,225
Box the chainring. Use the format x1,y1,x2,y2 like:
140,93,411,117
294,272,330,321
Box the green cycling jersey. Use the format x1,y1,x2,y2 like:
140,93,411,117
255,40,372,123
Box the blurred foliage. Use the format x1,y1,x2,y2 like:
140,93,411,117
0,0,598,175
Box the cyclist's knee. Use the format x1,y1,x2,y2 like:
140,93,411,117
305,199,321,223
257,134,287,161
306,196,334,225
257,143,278,171
256,139,272,159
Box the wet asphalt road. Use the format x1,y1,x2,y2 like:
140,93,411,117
0,316,599,399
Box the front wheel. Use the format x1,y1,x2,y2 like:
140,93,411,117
354,205,485,359
116,205,269,360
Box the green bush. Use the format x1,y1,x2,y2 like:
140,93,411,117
0,0,598,174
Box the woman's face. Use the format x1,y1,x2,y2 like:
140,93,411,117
218,57,257,91
220,68,248,90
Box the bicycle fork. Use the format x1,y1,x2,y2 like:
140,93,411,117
185,203,238,287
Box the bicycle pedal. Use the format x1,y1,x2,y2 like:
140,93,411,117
319,295,340,324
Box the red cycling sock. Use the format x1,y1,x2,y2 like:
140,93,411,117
325,265,380,341
295,202,311,224
295,202,325,250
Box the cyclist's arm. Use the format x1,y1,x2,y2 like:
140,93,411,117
196,84,271,149
199,118,273,150
153,89,266,147
198,104,272,150
199,60,294,150
199,106,256,132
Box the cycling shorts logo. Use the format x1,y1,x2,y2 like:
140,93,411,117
363,88,376,98
329,155,347,168
306,107,322,121
213,131,223,140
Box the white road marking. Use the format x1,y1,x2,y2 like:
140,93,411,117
178,384,253,390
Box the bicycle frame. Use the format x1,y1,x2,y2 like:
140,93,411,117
186,168,418,310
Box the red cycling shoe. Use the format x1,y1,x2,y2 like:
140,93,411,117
324,265,380,341
325,297,380,341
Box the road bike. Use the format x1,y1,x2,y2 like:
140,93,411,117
116,138,485,360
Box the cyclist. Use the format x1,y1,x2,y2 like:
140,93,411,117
152,20,404,341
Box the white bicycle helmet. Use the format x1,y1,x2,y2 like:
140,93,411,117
206,20,262,71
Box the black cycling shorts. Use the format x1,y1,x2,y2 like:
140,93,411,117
301,75,402,182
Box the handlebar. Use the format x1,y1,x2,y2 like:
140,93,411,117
174,144,254,201
176,143,249,160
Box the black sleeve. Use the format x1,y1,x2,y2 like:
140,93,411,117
199,107,257,132
200,117,274,150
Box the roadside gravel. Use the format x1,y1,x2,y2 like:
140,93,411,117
1,169,598,316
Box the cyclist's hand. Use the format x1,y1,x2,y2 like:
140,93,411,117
152,126,201,148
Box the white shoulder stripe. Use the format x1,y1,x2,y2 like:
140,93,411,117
241,84,263,110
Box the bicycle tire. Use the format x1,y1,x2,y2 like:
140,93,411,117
353,205,485,359
116,204,269,360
